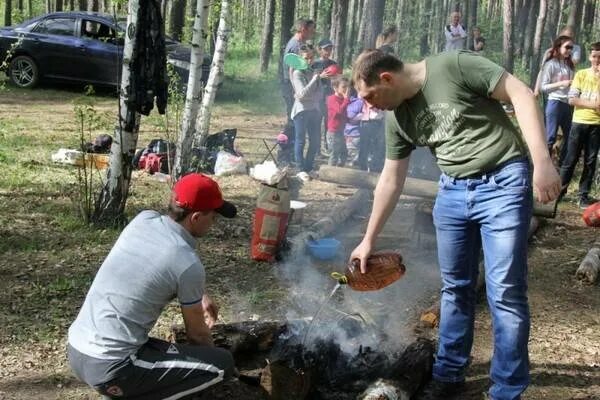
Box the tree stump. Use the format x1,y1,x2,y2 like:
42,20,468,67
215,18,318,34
576,247,600,285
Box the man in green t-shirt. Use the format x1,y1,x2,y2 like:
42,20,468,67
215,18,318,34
350,50,560,400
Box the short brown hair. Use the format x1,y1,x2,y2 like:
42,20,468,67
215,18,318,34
352,50,404,87
295,18,315,33
332,76,350,88
591,42,600,52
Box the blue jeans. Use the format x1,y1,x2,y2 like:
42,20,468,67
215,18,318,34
294,109,321,172
545,99,573,166
432,158,533,400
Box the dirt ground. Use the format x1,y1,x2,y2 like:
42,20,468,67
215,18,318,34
0,85,599,400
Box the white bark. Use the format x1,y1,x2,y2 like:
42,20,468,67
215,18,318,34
195,0,231,146
93,0,141,225
174,0,211,178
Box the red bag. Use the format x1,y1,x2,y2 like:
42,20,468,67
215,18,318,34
251,180,290,262
582,201,600,227
143,153,163,174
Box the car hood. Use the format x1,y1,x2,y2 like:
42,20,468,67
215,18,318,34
166,43,211,65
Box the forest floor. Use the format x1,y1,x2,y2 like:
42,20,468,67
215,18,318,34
0,79,598,400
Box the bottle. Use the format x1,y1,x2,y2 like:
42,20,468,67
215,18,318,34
331,251,406,291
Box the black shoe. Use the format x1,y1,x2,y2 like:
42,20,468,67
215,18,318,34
579,196,598,209
416,379,465,400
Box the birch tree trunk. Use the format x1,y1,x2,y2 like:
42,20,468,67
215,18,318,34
174,0,210,178
529,0,547,86
503,0,514,73
196,0,231,146
330,0,348,68
259,0,276,73
92,0,142,226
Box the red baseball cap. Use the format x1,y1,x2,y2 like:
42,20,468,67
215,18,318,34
173,173,237,218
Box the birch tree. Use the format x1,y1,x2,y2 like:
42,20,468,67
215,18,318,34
93,0,142,225
502,0,514,73
196,0,231,146
174,0,211,179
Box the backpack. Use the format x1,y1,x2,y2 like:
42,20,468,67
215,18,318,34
133,139,175,174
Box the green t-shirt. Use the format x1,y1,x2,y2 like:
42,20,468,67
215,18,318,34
386,51,526,178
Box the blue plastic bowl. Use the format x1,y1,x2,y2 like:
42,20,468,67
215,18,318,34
307,238,341,260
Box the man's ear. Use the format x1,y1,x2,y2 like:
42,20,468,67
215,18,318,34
379,71,394,84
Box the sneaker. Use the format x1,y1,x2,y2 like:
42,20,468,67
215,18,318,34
579,196,598,209
416,379,465,400
296,171,310,182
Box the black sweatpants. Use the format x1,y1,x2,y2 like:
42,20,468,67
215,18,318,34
69,338,235,400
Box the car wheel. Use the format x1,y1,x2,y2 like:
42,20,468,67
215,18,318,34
8,55,39,89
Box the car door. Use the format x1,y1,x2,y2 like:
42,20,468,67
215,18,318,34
30,16,84,80
77,18,122,86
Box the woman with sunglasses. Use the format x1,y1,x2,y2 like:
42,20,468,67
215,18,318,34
540,35,576,166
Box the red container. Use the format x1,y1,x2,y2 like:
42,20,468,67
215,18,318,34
582,201,600,227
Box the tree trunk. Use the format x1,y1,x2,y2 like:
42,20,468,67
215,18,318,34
56,0,64,11
502,0,514,73
466,0,477,49
259,0,276,73
278,0,296,82
515,0,531,57
566,0,583,38
4,0,12,26
358,0,386,51
419,0,432,56
161,0,168,18
529,0,547,86
576,247,600,285
310,0,318,21
78,0,86,10
393,0,405,54
196,0,231,146
345,0,361,65
174,0,210,178
545,0,560,42
330,0,348,68
92,0,142,226
169,0,186,41
88,0,99,11
28,0,33,17
320,0,333,40
522,0,538,68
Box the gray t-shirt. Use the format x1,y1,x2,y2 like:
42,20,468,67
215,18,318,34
282,36,303,81
68,210,205,360
540,58,574,102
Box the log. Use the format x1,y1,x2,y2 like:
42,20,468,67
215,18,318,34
260,360,312,400
358,338,435,400
576,247,600,285
318,166,558,218
168,320,286,355
288,188,372,256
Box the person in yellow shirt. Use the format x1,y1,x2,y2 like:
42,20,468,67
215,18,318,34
560,42,600,209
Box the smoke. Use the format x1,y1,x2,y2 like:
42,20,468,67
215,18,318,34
273,197,441,355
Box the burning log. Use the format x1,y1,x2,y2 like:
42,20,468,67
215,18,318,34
318,166,558,218
576,246,600,285
359,338,435,400
260,360,312,400
169,320,286,356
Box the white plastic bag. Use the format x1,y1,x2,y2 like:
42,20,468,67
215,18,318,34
214,150,247,176
249,160,288,185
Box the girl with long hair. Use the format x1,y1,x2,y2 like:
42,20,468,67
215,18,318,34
540,35,575,166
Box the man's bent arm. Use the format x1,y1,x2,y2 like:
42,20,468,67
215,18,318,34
491,72,561,203
181,303,214,346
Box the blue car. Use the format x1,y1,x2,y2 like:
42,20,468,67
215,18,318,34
0,11,209,89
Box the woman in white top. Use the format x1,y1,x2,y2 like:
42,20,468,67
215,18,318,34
540,35,575,166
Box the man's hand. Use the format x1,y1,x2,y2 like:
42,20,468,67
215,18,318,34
350,239,373,274
532,159,562,203
202,295,219,328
